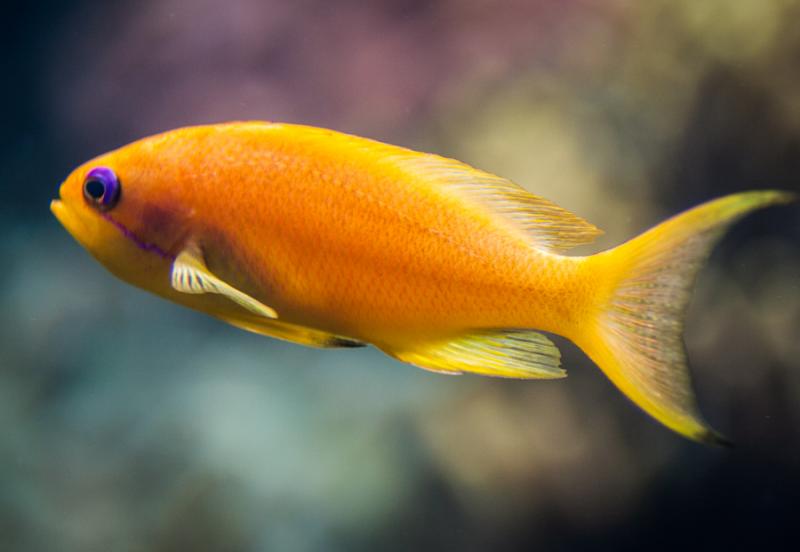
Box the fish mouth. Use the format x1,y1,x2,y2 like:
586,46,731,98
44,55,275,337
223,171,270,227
51,196,92,248
50,198,74,230
50,198,66,223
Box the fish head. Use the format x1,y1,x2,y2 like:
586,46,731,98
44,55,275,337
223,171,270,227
51,139,192,295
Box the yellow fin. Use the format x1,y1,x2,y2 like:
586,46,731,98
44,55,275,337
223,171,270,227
264,124,601,252
218,314,365,349
388,329,565,379
171,243,278,319
580,191,796,444
394,153,603,252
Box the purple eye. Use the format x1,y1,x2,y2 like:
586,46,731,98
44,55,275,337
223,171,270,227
83,167,120,210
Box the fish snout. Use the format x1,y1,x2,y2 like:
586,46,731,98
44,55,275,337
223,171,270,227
50,195,91,246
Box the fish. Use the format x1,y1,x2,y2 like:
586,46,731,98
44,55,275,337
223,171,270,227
51,122,795,444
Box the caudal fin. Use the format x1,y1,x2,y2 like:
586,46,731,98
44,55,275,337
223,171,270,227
578,191,796,444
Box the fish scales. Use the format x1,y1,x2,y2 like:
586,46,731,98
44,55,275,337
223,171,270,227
51,121,795,443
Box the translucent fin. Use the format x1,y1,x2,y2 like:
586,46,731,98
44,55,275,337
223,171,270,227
217,314,365,348
171,243,278,319
388,329,565,379
394,154,603,252
580,191,796,444
260,123,601,252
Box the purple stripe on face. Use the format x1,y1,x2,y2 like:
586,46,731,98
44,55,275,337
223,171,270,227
101,212,173,259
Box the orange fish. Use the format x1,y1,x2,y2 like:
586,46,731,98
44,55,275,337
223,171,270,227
51,122,794,443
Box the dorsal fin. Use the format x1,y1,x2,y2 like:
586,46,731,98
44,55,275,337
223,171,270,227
392,153,603,253
267,123,603,253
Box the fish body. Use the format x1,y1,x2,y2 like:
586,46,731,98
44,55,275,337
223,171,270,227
54,123,590,345
51,122,794,443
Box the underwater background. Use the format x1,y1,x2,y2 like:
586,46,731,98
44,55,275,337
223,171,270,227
2,1,799,550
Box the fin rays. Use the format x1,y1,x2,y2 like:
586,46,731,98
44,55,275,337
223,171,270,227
388,329,565,379
582,191,795,443
171,243,278,319
393,154,603,253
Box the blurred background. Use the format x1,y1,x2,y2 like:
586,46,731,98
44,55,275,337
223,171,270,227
2,0,799,550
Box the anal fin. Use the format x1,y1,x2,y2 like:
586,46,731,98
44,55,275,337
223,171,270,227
388,329,565,379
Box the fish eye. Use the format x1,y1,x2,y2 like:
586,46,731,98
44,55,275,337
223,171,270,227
83,167,120,210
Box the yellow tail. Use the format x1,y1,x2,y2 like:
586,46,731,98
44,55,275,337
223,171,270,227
577,191,796,444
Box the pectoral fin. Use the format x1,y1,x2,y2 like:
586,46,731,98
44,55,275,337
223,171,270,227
171,243,278,319
386,329,565,379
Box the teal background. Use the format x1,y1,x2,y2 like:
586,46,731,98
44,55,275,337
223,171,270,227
2,1,799,550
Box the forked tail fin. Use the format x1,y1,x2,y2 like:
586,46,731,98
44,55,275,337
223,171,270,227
578,191,796,444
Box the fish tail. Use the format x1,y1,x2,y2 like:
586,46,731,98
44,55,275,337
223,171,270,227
576,191,796,444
